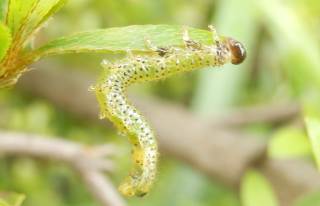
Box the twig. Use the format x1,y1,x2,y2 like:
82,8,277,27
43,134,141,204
0,131,126,206
212,103,301,127
76,165,126,206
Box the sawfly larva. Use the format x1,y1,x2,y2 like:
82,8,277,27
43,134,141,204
93,25,246,197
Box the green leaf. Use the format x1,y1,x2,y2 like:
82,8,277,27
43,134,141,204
6,0,66,42
31,25,217,58
35,0,67,28
22,0,67,39
240,169,278,206
6,0,38,35
268,127,312,159
305,116,320,169
0,23,12,62
0,0,8,22
0,193,25,206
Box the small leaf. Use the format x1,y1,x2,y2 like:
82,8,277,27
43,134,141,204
305,116,320,169
0,192,25,206
0,23,12,62
240,169,278,206
268,127,312,159
36,0,67,28
6,0,66,42
6,0,38,35
32,25,216,58
21,0,67,39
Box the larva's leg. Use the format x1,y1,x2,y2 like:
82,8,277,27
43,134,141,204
94,59,118,120
208,25,221,46
101,59,112,69
182,26,191,44
144,38,158,51
182,26,202,49
88,59,113,93
88,85,96,92
126,49,135,59
144,38,169,57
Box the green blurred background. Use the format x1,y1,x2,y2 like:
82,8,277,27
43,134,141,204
1,0,320,205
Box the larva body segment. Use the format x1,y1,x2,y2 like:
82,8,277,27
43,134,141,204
94,27,246,197
95,66,158,197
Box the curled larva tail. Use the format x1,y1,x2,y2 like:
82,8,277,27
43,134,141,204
95,71,158,197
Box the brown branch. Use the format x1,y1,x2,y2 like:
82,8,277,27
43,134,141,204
0,131,126,206
212,103,301,127
15,65,319,206
76,165,126,206
259,159,320,206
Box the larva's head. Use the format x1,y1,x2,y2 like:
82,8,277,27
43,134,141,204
226,37,246,65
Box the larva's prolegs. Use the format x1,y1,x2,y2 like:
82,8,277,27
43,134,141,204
95,26,246,197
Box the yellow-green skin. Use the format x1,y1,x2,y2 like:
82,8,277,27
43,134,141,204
94,31,243,197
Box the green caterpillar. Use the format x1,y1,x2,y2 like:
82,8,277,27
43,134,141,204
93,26,246,197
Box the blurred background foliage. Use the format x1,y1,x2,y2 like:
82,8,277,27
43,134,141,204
0,0,320,205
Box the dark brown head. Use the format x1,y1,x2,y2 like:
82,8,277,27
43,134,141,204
227,38,246,65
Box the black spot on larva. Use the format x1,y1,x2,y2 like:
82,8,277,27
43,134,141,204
137,192,147,197
157,47,168,57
